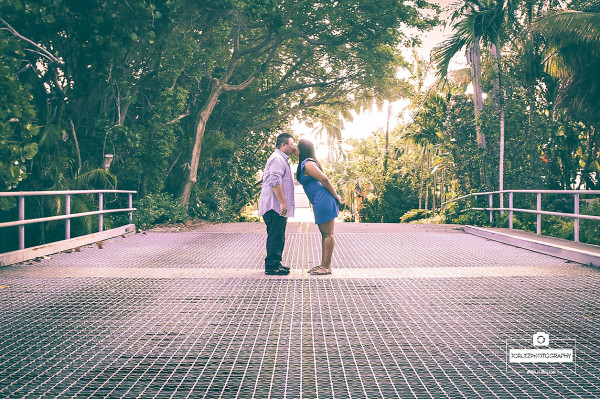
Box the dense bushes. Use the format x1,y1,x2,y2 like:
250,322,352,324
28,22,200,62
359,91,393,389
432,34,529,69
132,193,187,230
400,209,432,223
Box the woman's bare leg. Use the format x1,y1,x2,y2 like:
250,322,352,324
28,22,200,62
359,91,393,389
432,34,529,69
317,219,335,270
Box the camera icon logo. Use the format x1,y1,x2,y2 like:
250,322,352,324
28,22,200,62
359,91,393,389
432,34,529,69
533,332,550,347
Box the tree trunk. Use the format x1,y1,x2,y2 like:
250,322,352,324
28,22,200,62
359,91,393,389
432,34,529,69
178,79,225,208
418,148,425,209
424,149,430,211
69,119,82,174
441,167,445,211
118,99,132,126
467,41,486,149
432,172,437,214
383,102,392,175
327,136,335,165
493,42,505,210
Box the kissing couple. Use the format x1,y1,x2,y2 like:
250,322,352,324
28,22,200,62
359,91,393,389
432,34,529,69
258,133,344,276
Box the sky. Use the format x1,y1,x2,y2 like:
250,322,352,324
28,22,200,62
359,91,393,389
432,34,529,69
294,0,460,153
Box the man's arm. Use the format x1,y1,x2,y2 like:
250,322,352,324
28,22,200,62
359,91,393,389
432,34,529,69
272,184,287,217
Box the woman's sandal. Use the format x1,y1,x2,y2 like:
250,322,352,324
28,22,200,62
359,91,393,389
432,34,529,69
308,264,321,273
309,267,332,275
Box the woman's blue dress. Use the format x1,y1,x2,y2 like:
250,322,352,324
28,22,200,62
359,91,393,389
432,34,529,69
298,159,339,224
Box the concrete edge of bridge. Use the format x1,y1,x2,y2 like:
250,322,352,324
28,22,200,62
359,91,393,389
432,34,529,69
464,225,600,267
0,224,136,267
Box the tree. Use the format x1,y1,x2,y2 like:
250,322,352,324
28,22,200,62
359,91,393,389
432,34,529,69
434,0,520,206
332,130,422,222
0,0,445,226
531,1,600,188
173,0,440,208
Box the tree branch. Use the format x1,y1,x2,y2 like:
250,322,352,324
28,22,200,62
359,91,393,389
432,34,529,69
166,111,190,125
292,29,347,46
0,16,62,64
250,91,341,131
236,31,275,58
224,40,280,91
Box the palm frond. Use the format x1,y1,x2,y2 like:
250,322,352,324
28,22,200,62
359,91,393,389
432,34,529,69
533,10,600,95
534,11,600,49
433,33,471,78
71,195,94,234
73,168,118,189
529,8,600,120
43,195,63,231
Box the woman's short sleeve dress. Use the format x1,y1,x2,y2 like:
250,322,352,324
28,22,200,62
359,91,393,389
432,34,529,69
297,159,339,224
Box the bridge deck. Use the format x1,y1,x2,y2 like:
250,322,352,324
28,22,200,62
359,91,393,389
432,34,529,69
1,223,599,398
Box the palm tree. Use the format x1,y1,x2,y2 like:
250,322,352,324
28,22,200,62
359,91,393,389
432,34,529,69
404,93,448,210
434,0,520,207
309,106,347,166
532,8,600,120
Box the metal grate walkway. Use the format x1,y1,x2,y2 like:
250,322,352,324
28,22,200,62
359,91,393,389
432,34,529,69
1,224,600,398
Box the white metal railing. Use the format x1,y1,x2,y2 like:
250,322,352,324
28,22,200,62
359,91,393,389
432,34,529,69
0,190,136,250
442,190,600,242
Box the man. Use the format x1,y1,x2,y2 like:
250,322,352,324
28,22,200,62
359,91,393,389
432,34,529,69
259,133,296,275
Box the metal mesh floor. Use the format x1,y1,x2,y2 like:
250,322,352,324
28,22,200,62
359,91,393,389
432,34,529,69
1,276,600,398
34,232,571,269
1,226,600,398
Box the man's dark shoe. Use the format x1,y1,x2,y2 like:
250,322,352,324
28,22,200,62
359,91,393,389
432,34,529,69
265,266,290,275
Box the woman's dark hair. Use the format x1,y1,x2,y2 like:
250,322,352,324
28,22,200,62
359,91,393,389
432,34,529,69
296,138,321,179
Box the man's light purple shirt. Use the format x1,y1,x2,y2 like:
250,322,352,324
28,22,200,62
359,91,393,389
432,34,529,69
259,149,295,218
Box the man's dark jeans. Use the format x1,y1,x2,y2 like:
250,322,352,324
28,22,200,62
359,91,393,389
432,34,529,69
263,209,287,271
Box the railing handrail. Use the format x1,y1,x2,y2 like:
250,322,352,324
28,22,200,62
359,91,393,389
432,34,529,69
442,189,600,206
0,189,137,251
0,207,135,228
441,189,600,243
0,189,136,197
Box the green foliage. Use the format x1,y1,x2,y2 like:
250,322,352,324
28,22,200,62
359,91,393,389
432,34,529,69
132,193,187,230
0,32,39,190
236,207,261,222
400,209,432,223
448,209,490,227
580,200,600,245
379,181,420,222
358,195,381,223
190,183,235,223
338,210,355,223
1,0,443,229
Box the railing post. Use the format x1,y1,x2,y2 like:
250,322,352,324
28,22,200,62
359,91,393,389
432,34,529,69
574,193,580,242
489,194,493,224
98,192,104,232
128,193,133,222
509,192,514,230
536,192,542,235
65,194,71,240
18,195,25,250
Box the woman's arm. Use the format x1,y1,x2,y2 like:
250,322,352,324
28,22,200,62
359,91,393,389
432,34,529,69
304,161,344,204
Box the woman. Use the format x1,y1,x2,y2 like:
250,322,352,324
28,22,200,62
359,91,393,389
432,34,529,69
296,139,344,275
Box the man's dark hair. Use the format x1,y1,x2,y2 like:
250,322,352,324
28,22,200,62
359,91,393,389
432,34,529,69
276,133,293,148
